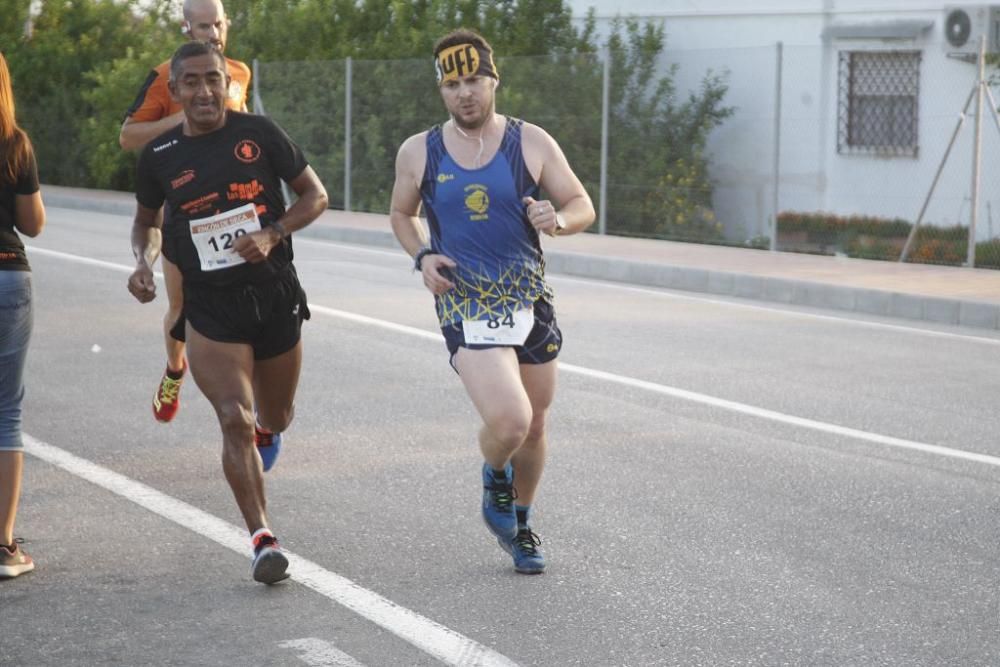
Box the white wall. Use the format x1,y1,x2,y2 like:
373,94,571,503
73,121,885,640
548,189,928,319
566,1,1000,241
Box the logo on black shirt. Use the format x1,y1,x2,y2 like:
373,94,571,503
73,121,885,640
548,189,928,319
171,170,196,189
153,139,179,153
234,139,261,164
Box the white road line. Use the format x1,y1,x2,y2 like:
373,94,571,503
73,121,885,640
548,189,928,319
549,275,1000,346
292,238,1000,346
278,638,366,667
309,303,441,342
557,364,1000,468
27,245,1000,470
23,434,518,667
313,304,1000,469
28,247,143,274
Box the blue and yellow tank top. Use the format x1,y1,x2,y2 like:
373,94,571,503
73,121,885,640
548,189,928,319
420,117,552,327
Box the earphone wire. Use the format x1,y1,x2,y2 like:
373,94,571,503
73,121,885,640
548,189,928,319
451,115,487,168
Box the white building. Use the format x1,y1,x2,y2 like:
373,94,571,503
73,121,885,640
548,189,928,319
567,1,1000,243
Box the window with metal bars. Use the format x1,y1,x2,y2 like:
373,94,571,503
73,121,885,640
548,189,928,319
838,50,920,157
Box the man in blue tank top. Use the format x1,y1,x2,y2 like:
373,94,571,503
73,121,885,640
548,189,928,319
390,29,595,574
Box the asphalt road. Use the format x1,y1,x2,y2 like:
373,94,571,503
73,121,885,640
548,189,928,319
2,207,999,666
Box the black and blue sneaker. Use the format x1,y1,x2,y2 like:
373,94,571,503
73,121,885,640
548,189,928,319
481,462,517,541
255,425,282,472
499,527,545,574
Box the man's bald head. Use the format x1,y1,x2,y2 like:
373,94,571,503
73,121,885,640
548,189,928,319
181,0,229,53
183,0,224,20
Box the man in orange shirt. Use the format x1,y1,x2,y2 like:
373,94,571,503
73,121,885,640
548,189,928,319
121,0,251,151
119,1,280,468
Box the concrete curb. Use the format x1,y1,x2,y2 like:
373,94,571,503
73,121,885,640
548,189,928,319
44,189,1000,331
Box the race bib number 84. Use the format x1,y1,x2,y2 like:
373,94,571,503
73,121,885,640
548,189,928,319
462,308,534,346
189,203,262,272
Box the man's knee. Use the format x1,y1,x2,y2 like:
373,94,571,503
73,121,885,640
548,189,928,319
216,401,254,446
525,409,548,444
257,403,293,434
488,410,532,450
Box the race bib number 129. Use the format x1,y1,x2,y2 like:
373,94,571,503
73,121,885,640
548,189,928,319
189,203,262,272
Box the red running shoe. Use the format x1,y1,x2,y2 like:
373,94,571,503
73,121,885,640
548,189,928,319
152,365,184,423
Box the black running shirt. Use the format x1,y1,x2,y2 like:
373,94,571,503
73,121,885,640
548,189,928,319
0,147,39,272
135,112,308,286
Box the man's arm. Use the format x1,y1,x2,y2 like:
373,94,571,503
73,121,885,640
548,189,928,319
389,134,455,295
234,166,329,263
127,204,163,303
277,166,329,234
119,113,185,151
389,135,429,257
523,124,596,237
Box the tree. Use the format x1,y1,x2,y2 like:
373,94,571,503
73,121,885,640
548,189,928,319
0,0,31,47
14,0,735,245
603,17,734,239
9,0,173,186
84,1,176,190
245,0,597,213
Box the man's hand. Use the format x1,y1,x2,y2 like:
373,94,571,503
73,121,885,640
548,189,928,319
522,196,561,236
234,227,279,264
128,264,157,303
420,253,457,295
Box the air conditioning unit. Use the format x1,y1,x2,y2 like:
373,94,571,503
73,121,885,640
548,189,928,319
943,5,1000,54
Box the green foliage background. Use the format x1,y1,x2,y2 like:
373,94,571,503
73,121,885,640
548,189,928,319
2,0,733,240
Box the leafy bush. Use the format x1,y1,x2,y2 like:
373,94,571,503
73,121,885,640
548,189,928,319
777,211,911,239
601,19,733,240
776,210,1000,268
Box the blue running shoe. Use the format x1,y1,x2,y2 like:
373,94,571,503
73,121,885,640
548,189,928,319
255,425,282,472
481,463,517,541
499,527,545,574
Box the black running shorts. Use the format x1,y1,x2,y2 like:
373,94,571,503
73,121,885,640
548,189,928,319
176,266,310,360
441,298,562,369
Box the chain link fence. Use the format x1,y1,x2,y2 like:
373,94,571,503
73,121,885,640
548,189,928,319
256,45,1000,269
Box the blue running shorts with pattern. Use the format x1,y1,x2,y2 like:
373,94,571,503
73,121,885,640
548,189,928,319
442,298,561,370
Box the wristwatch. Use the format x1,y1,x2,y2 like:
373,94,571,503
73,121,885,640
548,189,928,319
550,213,567,237
413,246,434,271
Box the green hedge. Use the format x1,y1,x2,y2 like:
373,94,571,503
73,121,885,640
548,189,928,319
776,211,1000,269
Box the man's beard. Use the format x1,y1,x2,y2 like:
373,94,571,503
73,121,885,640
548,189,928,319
452,104,491,131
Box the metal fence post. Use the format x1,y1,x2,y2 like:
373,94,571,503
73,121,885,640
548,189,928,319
252,58,291,206
771,42,783,251
251,58,262,113
599,48,610,235
969,37,985,267
344,56,353,212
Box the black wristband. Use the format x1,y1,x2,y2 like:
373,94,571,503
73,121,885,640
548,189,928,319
413,246,433,271
271,221,288,240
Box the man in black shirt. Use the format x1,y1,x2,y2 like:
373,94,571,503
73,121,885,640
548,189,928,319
127,41,328,584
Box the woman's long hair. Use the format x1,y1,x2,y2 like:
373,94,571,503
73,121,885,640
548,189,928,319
0,51,32,188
